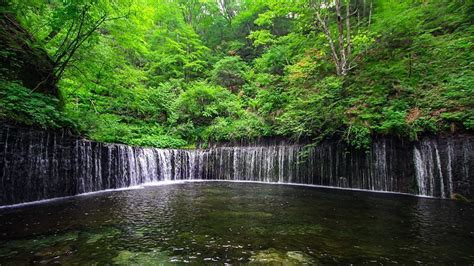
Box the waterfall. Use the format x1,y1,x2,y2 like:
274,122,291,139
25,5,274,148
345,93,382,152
0,125,472,206
446,140,454,197
414,146,428,196
412,138,469,198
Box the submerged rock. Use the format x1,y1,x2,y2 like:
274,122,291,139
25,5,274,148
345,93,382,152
112,249,173,264
274,224,323,236
83,226,121,244
451,193,471,202
249,248,316,264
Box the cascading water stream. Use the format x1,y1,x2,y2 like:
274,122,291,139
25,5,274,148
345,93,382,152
0,125,472,206
412,138,465,198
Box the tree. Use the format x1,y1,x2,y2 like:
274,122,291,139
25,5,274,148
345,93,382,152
309,0,373,76
7,0,130,88
217,0,240,26
48,1,130,85
147,1,209,84
3,0,472,148
210,56,249,92
171,82,241,127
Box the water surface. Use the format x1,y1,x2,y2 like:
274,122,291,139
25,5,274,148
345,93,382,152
0,182,473,264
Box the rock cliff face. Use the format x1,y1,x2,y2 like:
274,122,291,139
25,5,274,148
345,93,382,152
0,124,472,206
0,13,58,96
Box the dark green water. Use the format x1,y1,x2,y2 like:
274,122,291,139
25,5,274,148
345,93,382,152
0,182,473,264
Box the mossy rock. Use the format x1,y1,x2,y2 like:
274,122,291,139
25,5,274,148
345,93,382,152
0,231,79,263
274,224,323,236
84,226,121,244
212,210,273,219
113,249,173,264
451,193,471,202
1,231,79,252
249,248,316,265
0,14,58,96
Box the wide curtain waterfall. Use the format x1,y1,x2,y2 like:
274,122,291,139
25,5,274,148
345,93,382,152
0,125,472,206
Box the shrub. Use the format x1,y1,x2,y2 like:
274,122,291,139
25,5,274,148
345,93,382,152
210,56,249,92
0,81,74,129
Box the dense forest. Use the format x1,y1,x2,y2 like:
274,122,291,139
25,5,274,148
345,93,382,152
1,0,472,148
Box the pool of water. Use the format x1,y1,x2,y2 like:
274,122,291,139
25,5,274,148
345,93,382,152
0,182,473,264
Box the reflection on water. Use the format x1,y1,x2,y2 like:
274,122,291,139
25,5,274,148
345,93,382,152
0,182,473,264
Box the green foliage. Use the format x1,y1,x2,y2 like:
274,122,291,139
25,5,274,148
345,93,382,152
210,56,249,91
0,81,74,129
344,124,372,150
203,113,270,142
168,81,271,143
2,0,472,148
128,135,187,149
276,76,344,139
255,45,292,75
248,30,275,47
172,83,240,125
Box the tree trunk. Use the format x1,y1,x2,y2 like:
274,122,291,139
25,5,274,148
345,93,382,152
314,0,357,76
